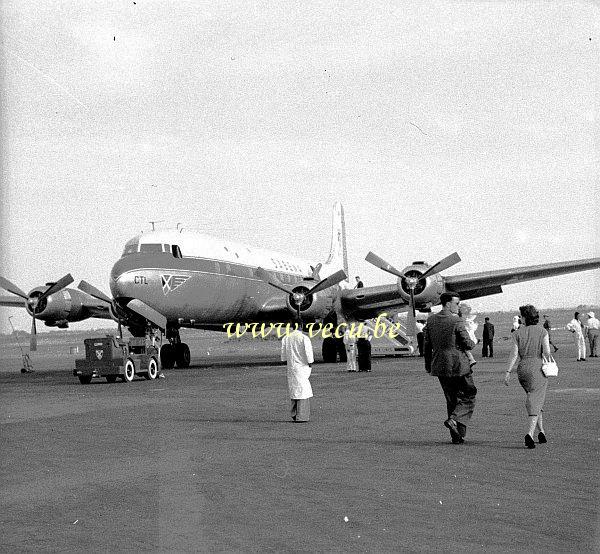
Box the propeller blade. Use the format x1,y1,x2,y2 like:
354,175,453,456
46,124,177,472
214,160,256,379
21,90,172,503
255,267,293,294
306,269,347,295
30,316,37,351
0,276,28,299
407,289,417,336
126,299,167,330
39,273,74,302
365,252,405,279
420,252,461,280
78,280,113,304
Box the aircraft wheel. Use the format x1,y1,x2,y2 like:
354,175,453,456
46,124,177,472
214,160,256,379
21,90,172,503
160,344,175,369
175,343,191,368
145,357,158,380
322,337,337,363
123,358,135,382
106,375,118,383
78,375,93,385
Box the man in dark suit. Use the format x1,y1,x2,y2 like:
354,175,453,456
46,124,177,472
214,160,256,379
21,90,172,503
482,317,495,357
424,292,477,444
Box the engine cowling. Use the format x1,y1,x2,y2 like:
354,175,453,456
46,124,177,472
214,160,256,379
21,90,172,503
284,285,336,320
26,287,107,324
396,262,445,308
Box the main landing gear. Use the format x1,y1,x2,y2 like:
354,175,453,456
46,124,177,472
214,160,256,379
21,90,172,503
159,327,190,369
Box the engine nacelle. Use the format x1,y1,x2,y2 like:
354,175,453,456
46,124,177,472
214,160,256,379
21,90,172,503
26,287,106,324
396,263,445,308
284,285,336,320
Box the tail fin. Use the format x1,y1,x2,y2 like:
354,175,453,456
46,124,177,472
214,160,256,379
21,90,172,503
323,202,348,279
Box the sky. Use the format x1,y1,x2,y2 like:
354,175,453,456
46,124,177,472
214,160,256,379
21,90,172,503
1,1,599,333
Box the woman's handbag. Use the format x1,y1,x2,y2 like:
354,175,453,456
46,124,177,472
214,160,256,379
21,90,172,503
541,355,559,377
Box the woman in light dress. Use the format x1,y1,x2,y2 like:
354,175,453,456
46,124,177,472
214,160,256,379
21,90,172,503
504,304,551,449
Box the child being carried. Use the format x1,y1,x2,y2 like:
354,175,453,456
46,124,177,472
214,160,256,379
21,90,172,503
458,304,478,368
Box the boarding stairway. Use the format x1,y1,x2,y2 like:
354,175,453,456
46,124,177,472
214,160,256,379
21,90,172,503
363,316,415,357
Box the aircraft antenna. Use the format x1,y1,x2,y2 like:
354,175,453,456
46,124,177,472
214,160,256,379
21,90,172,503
149,220,164,231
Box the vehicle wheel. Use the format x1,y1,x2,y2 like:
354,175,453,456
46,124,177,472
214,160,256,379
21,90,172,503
175,343,191,368
123,358,135,382
322,337,337,363
145,357,158,380
106,375,118,383
160,344,175,369
78,375,93,385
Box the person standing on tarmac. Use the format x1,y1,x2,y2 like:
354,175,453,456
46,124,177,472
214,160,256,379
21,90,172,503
482,317,495,358
357,325,373,371
586,312,599,357
542,315,559,353
343,327,358,372
567,312,586,361
281,320,314,422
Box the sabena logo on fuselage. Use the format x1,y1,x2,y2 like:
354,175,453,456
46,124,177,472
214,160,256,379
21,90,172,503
161,274,190,295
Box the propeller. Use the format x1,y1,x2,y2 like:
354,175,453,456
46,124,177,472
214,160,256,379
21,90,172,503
79,281,166,335
78,280,123,337
365,251,461,334
364,252,406,279
78,280,112,304
0,274,74,351
0,276,28,299
256,267,347,321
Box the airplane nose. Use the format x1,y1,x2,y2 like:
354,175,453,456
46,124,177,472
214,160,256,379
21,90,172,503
110,260,131,300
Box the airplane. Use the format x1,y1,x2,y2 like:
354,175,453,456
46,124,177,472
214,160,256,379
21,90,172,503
2,202,600,366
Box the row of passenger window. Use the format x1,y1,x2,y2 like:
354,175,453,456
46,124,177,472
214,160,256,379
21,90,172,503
163,258,301,283
271,257,302,273
122,241,301,282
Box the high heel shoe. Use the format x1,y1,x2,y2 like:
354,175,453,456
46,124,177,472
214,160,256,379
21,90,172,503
538,432,547,444
525,434,535,449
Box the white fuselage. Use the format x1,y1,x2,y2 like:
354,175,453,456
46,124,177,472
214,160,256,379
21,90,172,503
110,229,339,327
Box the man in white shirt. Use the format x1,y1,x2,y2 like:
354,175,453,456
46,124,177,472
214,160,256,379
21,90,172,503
566,312,586,361
586,312,600,357
281,322,314,422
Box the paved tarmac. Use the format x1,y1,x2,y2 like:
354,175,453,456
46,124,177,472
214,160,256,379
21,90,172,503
1,338,599,552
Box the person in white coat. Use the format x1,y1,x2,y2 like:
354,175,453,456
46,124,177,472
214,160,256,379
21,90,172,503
281,323,314,422
566,311,586,361
343,327,358,372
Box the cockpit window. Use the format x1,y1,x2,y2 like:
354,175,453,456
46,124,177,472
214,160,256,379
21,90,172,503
139,243,163,254
172,245,183,258
121,239,139,257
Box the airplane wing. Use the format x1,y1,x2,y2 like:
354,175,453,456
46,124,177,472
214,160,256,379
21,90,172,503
444,258,600,300
338,257,600,320
340,284,409,320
